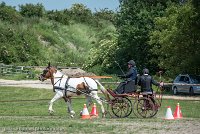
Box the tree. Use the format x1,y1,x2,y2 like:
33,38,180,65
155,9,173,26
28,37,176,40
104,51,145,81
150,1,200,76
115,0,168,73
68,3,92,23
94,8,115,22
0,2,22,23
19,3,45,18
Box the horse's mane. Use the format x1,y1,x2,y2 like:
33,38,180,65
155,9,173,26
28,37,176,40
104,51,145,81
50,66,66,77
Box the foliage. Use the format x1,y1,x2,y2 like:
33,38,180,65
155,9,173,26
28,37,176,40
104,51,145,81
46,10,70,25
0,2,22,23
68,3,93,23
114,0,169,74
94,8,116,22
19,3,45,18
150,0,200,76
84,23,118,74
0,21,44,65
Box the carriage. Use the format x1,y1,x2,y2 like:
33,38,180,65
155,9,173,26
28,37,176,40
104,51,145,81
105,87,163,118
39,63,163,118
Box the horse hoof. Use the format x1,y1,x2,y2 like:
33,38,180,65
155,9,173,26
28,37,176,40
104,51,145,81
70,110,75,115
49,110,54,115
70,114,74,118
102,113,106,118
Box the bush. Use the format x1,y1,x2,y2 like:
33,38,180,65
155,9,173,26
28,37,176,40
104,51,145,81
0,2,22,23
19,3,45,18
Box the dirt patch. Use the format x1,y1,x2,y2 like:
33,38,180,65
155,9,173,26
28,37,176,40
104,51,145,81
93,118,200,134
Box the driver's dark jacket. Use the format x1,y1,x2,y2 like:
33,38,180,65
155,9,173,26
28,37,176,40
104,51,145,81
115,66,137,94
122,66,137,81
138,74,159,92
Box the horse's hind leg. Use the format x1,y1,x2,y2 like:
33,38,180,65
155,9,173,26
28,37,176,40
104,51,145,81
91,91,105,117
86,95,93,107
49,90,63,114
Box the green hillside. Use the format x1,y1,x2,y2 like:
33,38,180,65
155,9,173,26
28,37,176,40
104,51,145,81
0,2,116,67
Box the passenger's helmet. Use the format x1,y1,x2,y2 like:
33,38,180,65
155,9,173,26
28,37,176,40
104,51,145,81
143,68,149,74
128,60,135,66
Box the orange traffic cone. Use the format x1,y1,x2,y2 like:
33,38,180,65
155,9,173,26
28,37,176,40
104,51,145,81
164,106,174,120
90,103,98,118
173,103,183,119
81,104,90,119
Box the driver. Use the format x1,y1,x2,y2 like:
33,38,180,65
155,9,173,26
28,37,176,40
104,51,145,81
114,60,138,94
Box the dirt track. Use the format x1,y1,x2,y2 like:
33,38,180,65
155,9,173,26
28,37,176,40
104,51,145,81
1,79,200,101
0,79,52,89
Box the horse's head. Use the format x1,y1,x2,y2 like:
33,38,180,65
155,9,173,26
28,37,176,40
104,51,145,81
38,63,57,81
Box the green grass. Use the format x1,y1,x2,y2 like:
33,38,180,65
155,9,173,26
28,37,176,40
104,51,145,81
0,86,200,133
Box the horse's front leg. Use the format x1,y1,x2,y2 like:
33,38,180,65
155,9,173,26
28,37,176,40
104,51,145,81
49,90,63,115
63,97,75,118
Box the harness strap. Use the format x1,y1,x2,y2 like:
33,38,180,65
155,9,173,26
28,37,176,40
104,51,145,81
53,75,62,92
83,77,98,91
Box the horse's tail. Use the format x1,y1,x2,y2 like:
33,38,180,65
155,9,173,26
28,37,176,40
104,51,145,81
94,79,110,101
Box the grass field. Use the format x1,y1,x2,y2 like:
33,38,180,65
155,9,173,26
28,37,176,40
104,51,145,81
0,86,200,134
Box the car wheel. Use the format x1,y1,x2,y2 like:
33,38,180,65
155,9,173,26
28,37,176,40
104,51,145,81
189,87,194,96
173,87,178,95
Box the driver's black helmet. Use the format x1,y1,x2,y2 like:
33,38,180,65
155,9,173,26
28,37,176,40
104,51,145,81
143,68,149,74
128,60,135,66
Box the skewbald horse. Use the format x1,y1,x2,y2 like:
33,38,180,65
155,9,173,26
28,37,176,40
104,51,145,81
38,63,108,117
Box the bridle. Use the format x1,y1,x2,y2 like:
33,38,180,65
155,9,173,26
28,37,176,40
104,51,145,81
39,66,56,85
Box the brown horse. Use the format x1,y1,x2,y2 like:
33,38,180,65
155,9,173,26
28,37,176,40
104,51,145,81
39,63,108,117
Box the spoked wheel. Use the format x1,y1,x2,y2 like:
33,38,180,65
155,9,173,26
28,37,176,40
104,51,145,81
136,97,156,118
111,97,132,118
150,100,159,117
132,99,140,117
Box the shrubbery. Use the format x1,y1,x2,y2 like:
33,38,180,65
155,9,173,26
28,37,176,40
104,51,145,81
0,2,116,70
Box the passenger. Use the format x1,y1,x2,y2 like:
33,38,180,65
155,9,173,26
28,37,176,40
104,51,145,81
114,60,138,94
138,68,163,101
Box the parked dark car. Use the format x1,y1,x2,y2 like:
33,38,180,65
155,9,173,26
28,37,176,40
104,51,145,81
172,74,200,95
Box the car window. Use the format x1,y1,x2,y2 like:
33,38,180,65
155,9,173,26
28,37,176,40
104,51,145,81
190,75,200,84
174,76,180,82
179,76,185,82
184,77,189,82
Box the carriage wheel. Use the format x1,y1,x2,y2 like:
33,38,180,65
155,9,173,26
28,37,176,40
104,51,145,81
150,99,160,117
136,97,156,118
111,97,132,118
132,99,140,117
